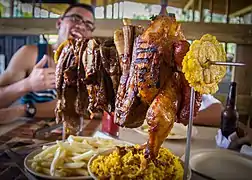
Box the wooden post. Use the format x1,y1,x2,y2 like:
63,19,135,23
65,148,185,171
198,0,203,22
10,0,14,17
234,45,252,95
32,0,35,17
159,0,168,15
103,0,107,19
192,0,195,21
112,0,114,19
209,0,213,22
225,0,231,24
234,44,252,126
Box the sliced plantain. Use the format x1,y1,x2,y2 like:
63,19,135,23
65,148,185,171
54,40,70,64
182,34,226,94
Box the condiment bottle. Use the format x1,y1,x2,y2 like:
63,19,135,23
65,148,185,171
221,82,239,138
101,111,119,137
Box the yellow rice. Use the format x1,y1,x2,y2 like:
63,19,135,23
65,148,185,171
90,145,184,180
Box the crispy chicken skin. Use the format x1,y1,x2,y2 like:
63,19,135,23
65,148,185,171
114,15,202,160
145,72,181,159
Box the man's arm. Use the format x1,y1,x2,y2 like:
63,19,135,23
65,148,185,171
0,45,37,108
0,100,57,124
194,103,224,127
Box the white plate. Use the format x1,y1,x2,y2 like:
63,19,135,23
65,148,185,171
88,148,192,180
24,137,133,180
134,122,198,140
181,148,252,180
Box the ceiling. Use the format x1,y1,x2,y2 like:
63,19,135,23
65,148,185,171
35,0,252,16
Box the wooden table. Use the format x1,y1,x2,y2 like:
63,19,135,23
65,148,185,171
0,118,218,156
0,119,219,180
98,126,219,157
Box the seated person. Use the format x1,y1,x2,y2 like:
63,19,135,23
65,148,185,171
192,94,223,127
0,3,95,124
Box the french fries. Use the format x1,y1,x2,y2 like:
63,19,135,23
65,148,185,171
29,136,130,177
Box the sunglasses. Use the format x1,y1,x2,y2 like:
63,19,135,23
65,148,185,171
63,14,95,32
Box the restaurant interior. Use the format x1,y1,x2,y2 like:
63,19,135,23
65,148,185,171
0,0,252,180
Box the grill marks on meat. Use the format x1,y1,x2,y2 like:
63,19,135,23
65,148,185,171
75,40,89,116
55,38,121,123
100,39,121,96
113,15,203,160
135,39,160,105
114,25,149,128
115,38,148,128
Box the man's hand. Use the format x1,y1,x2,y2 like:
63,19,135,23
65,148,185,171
0,105,25,125
26,55,56,92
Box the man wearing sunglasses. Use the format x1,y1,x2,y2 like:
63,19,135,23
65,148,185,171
0,3,95,124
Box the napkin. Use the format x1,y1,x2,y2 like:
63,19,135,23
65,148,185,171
215,129,252,157
240,145,252,157
215,129,238,148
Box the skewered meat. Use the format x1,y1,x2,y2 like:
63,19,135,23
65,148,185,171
113,15,203,160
55,38,121,133
114,20,146,127
55,14,226,161
173,40,202,123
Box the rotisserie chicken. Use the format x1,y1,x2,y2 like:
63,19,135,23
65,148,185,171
114,15,202,159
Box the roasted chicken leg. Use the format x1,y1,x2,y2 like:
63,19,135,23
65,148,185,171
145,72,181,159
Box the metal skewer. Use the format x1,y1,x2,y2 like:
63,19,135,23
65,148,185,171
183,87,195,180
210,61,245,67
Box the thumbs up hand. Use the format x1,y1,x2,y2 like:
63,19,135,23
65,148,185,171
26,55,56,92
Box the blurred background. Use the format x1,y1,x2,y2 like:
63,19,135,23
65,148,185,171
0,0,252,119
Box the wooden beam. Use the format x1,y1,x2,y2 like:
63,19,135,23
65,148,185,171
0,18,252,44
230,4,252,18
183,0,194,11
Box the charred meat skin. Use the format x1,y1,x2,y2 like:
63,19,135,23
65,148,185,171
177,74,202,123
145,72,181,159
173,40,202,123
100,39,121,95
113,15,203,160
135,38,160,105
114,38,149,128
55,38,121,126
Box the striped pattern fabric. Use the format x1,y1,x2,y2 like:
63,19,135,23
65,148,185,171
19,89,57,104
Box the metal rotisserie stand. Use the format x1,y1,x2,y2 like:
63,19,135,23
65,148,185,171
183,61,245,180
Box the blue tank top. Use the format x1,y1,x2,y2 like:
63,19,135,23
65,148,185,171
19,43,57,104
